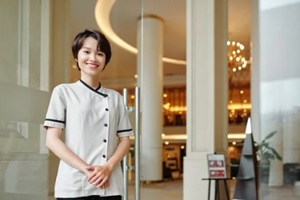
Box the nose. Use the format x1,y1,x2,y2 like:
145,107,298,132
89,53,97,61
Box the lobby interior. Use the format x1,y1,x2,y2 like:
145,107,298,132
1,0,300,200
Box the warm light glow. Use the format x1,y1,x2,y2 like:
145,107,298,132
131,133,246,142
95,0,137,53
162,134,186,140
227,40,251,123
160,133,246,140
228,133,246,139
228,103,251,110
163,103,170,110
169,106,187,112
228,40,248,71
95,0,186,65
163,103,186,112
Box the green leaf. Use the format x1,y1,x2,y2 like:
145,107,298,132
270,148,282,161
262,131,277,142
255,130,282,162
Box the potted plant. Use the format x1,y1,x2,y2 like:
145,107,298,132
255,131,282,183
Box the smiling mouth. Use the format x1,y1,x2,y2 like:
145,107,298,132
86,63,99,68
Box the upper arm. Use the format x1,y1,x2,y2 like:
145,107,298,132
44,86,66,130
46,127,63,147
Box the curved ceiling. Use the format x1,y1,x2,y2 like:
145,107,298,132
70,0,251,88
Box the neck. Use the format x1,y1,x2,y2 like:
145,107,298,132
81,76,99,89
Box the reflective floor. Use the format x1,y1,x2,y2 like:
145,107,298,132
48,178,300,200
128,179,183,200
127,178,300,200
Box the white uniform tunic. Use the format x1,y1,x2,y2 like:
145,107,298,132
44,80,133,198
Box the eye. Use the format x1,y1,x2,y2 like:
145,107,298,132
84,50,90,54
97,52,105,56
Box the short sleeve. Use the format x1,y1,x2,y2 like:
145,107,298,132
117,94,134,137
44,85,66,129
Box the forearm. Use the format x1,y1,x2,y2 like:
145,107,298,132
105,136,131,170
46,128,89,174
85,136,130,188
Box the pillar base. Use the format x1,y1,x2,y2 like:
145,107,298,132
183,155,209,200
295,181,300,197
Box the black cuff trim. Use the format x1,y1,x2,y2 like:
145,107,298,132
117,129,133,133
45,119,65,124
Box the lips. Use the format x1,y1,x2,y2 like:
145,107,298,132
86,63,99,68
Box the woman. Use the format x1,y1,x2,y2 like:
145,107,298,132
44,29,133,200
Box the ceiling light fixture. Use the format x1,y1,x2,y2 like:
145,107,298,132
94,0,186,65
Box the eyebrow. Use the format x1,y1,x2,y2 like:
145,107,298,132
82,46,102,52
82,46,92,50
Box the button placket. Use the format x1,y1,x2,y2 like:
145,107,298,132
102,97,109,161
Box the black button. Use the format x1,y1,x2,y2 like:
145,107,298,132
105,108,109,111
103,139,107,143
104,123,108,127
103,155,106,158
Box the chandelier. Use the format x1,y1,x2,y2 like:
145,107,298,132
227,40,250,124
227,40,249,88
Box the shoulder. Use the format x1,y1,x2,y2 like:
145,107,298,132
52,82,77,93
102,87,122,98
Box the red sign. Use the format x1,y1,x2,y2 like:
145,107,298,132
207,154,227,179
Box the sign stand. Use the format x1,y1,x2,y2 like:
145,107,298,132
202,153,231,200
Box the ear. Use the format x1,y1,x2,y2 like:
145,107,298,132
75,58,78,62
76,62,81,71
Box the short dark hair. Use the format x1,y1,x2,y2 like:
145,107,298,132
72,29,112,69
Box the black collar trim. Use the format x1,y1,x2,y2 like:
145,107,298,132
79,79,108,97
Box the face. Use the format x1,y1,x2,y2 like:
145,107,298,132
76,37,106,78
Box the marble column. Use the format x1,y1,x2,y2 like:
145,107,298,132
137,15,163,181
184,0,228,200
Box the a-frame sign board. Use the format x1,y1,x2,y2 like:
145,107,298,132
233,118,259,200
